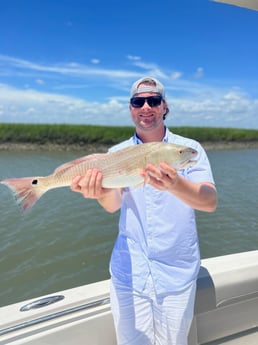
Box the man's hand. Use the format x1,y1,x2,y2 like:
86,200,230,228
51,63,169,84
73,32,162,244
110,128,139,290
71,168,110,199
142,162,179,191
142,162,217,212
70,168,123,213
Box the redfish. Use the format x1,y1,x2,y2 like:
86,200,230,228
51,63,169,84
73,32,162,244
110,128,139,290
1,142,197,213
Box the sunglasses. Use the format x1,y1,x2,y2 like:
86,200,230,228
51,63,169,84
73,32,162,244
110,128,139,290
130,95,163,108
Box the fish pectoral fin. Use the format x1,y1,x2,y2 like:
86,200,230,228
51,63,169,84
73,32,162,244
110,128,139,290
134,181,145,188
129,175,145,188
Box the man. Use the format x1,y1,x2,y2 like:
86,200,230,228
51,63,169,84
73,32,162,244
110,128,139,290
71,77,217,345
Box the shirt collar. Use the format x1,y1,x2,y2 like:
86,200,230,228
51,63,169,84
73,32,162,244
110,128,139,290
133,127,169,144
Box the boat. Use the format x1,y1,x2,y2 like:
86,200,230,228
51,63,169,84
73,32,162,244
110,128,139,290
212,0,258,11
1,250,258,344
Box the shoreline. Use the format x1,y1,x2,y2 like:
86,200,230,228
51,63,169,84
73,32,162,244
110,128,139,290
0,141,258,152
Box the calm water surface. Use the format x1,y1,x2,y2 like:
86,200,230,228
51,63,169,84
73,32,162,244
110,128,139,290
0,148,258,307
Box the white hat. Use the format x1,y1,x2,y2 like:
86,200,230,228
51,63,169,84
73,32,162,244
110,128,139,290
130,77,166,99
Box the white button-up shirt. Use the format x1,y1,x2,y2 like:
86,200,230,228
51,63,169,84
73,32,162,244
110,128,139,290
109,128,215,294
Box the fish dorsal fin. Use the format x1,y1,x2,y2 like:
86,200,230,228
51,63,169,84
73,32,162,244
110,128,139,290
53,153,105,176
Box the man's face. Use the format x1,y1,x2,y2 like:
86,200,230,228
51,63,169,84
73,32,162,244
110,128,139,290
129,90,167,132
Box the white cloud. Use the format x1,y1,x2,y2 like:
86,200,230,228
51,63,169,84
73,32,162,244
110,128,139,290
0,54,140,79
168,90,258,128
194,67,204,79
0,84,130,125
35,79,44,85
170,71,182,80
91,59,100,64
0,83,257,128
127,55,141,61
0,55,257,128
128,59,167,79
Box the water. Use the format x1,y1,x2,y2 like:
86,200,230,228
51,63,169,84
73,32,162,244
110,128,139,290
0,148,258,307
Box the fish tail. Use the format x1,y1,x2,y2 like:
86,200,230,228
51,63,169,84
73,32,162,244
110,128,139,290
1,177,47,213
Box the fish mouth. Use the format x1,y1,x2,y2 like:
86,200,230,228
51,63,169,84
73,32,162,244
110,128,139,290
183,148,198,157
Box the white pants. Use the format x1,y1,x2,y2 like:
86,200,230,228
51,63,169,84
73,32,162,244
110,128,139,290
110,275,196,345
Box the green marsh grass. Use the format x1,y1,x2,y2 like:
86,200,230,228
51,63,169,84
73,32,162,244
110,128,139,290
0,123,258,146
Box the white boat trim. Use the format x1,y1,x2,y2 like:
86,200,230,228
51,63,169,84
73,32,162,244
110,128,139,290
0,296,110,337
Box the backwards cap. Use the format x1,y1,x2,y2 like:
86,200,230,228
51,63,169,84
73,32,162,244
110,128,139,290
130,77,166,99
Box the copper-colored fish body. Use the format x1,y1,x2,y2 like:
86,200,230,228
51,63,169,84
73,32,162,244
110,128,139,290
1,142,197,212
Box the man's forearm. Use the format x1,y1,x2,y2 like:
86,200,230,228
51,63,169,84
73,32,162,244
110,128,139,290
98,188,122,213
169,177,217,212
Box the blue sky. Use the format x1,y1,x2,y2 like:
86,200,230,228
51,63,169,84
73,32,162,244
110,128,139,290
0,0,257,128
